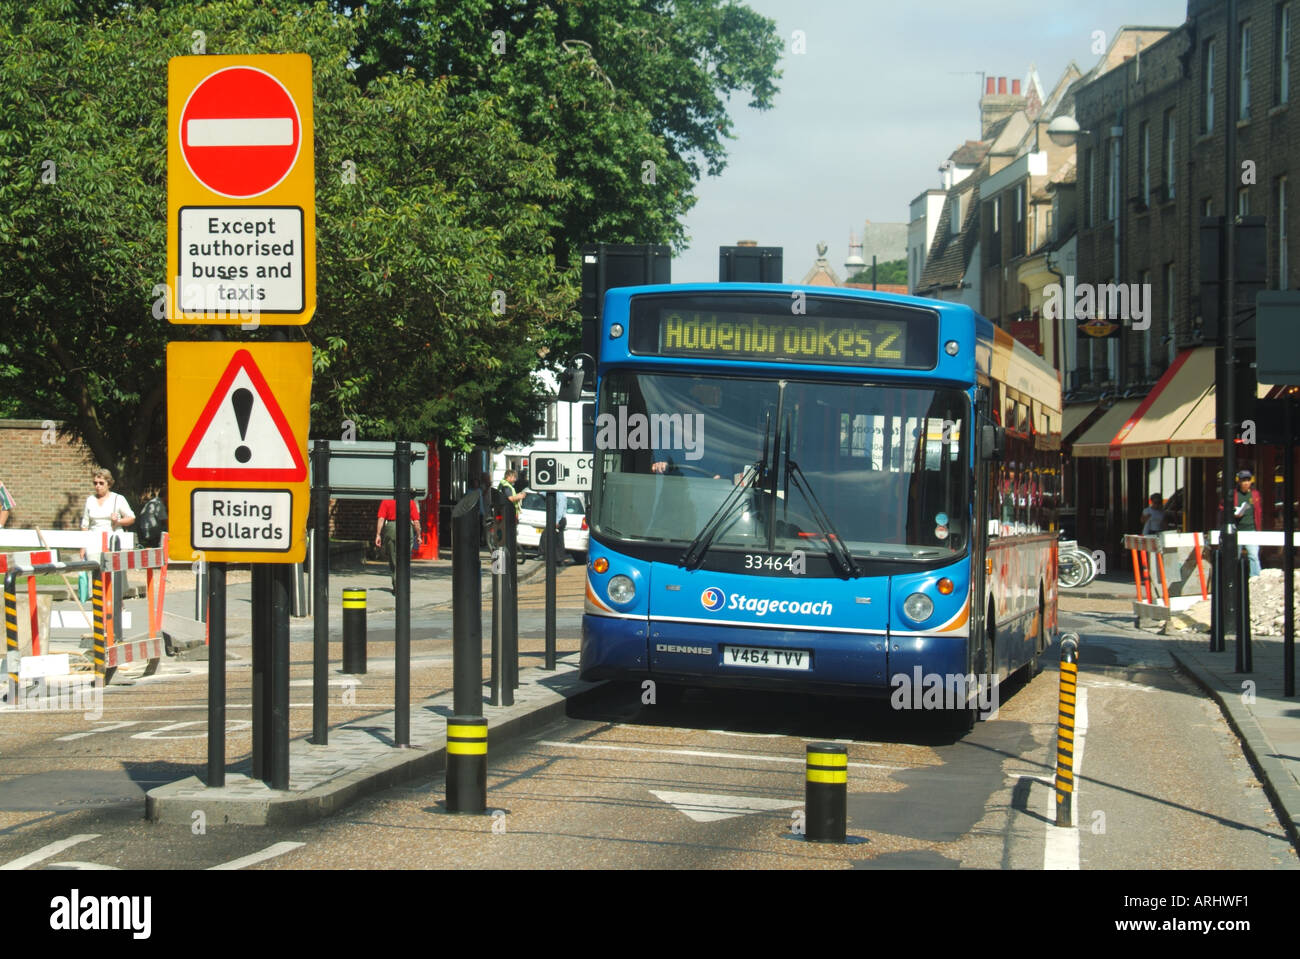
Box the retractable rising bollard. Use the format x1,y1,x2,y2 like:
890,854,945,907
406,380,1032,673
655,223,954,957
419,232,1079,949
804,743,848,843
446,716,487,814
342,587,367,674
1054,633,1080,827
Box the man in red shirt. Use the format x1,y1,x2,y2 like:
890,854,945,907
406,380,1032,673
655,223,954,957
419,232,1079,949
375,498,421,588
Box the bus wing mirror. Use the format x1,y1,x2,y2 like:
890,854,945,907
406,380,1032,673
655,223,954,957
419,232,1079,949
980,424,1005,461
557,368,584,403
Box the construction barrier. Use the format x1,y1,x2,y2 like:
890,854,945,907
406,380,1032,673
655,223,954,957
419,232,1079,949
1123,532,1209,627
96,532,170,681
5,557,103,704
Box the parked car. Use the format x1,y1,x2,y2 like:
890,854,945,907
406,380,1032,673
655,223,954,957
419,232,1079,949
516,492,588,560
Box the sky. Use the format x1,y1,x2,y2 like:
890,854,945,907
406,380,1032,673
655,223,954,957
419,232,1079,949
673,0,1191,283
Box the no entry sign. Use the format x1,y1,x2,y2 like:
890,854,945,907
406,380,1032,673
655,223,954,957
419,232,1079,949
167,54,315,325
180,66,302,199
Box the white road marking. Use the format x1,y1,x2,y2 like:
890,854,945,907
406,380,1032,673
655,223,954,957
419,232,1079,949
1043,686,1088,870
187,117,294,147
130,720,250,740
537,740,905,771
0,834,100,871
57,721,141,741
649,789,801,822
46,861,120,870
208,842,305,871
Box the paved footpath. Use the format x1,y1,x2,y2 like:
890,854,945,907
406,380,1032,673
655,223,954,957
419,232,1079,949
20,550,592,826
1065,570,1300,855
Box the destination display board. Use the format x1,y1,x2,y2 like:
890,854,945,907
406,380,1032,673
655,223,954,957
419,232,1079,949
628,294,939,369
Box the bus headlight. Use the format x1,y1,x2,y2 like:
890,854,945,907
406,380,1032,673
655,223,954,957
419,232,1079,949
903,592,934,623
608,575,636,604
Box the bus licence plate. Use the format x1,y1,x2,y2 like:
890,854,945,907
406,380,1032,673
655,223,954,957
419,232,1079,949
723,645,810,671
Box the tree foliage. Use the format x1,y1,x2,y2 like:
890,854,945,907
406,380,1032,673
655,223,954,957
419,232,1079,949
847,258,908,286
340,0,783,263
0,0,782,503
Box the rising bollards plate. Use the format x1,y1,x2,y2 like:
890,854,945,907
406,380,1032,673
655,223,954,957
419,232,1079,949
445,716,487,814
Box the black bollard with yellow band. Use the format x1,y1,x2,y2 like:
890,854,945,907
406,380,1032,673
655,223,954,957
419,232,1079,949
446,716,488,813
342,587,367,674
1055,633,1080,827
805,743,848,842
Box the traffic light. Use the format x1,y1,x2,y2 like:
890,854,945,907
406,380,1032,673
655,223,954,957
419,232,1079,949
488,488,506,548
580,243,671,364
1199,216,1267,342
1214,345,1258,441
719,245,783,282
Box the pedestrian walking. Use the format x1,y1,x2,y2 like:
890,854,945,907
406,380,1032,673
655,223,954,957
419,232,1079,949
375,497,420,588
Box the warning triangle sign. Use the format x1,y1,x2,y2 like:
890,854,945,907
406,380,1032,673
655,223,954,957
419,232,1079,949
172,348,307,481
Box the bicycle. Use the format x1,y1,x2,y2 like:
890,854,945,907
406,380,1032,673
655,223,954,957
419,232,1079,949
1058,539,1097,589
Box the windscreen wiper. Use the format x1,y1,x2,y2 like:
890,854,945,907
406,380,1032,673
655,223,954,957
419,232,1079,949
679,417,770,570
782,432,861,579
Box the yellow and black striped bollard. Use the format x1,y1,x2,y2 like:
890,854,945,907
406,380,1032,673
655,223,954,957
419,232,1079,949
92,575,106,685
805,743,848,842
5,573,18,704
446,716,487,814
1054,633,1080,827
342,587,367,674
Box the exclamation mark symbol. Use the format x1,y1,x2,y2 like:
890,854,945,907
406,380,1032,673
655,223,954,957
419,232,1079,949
232,388,254,463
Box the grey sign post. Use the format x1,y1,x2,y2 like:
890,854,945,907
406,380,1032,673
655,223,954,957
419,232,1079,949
528,450,593,669
314,441,429,498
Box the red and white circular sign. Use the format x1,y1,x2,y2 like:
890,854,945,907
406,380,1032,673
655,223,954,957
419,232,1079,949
179,66,302,199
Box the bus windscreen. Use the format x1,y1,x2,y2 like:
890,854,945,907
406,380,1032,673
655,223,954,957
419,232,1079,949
629,293,939,370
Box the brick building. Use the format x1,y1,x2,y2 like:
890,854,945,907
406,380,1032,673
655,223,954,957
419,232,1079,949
1070,2,1298,563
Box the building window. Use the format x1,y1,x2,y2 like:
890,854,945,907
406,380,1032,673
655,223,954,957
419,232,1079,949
535,401,558,441
1164,109,1177,200
1140,121,1150,205
1081,147,1092,226
1106,141,1118,220
1241,22,1253,119
1141,269,1153,377
1239,186,1251,216
951,193,962,235
1165,262,1177,367
1204,38,1217,133
1203,197,1214,217
1280,4,1293,104
1280,175,1289,287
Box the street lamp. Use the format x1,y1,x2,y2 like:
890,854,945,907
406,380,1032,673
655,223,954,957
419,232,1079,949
1046,115,1091,147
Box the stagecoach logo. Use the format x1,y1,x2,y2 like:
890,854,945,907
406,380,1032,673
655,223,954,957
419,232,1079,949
701,587,726,611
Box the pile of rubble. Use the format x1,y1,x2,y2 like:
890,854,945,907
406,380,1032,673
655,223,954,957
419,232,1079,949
1166,569,1300,636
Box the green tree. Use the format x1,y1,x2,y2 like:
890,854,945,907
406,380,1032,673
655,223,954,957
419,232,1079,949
847,258,908,286
340,0,783,263
0,0,573,499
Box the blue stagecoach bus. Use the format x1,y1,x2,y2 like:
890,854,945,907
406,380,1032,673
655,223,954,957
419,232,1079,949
581,284,1061,712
